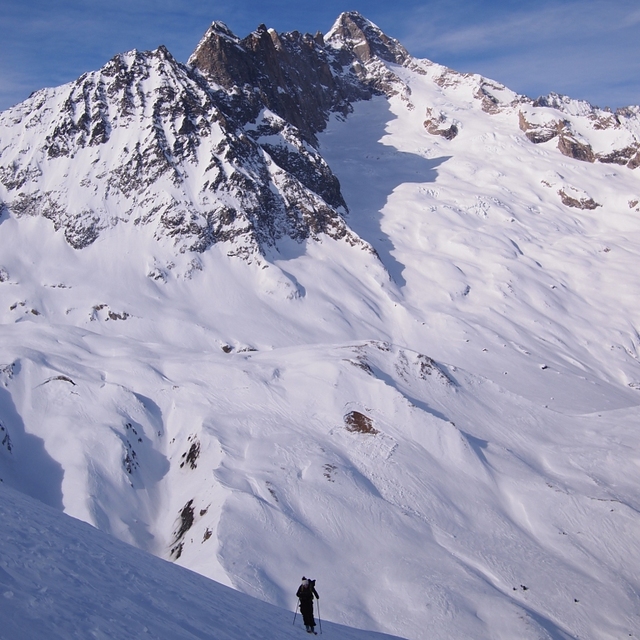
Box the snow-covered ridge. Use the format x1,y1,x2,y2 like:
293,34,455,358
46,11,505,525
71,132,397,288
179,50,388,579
2,10,639,257
403,61,640,168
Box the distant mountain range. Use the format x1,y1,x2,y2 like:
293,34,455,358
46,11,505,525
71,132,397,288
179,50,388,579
1,12,638,257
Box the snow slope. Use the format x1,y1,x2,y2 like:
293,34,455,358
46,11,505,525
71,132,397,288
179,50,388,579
0,12,640,640
0,483,402,639
1,324,639,639
319,73,640,414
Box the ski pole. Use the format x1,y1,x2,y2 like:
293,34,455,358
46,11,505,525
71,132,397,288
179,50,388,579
317,599,322,634
293,600,299,625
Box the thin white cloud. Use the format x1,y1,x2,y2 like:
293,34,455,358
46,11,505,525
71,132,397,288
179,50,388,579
403,0,640,55
394,0,640,108
623,7,640,26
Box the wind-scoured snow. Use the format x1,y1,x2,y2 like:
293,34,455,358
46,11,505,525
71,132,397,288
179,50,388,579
0,11,640,640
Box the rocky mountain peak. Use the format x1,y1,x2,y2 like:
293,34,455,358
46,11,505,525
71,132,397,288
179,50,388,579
325,11,410,65
187,13,411,148
188,19,377,145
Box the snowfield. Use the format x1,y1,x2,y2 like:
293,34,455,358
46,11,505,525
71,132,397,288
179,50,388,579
1,12,640,640
0,484,402,639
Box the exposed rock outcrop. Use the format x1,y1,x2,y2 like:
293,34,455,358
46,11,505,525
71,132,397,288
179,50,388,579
518,111,560,144
558,188,601,210
325,11,409,65
424,108,458,140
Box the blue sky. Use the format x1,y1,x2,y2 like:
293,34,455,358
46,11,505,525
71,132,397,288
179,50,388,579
1,0,638,112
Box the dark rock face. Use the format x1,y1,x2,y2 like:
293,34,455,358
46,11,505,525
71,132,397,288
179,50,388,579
596,146,638,165
557,133,595,163
475,86,502,115
628,152,640,170
188,22,358,144
187,12,407,146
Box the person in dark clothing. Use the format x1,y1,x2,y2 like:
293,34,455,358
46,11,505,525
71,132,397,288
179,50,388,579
296,576,319,634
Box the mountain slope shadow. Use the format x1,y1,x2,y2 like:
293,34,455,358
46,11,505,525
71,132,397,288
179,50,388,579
0,386,64,510
320,96,449,287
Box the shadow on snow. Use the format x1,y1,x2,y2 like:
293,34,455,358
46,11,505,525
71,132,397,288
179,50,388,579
321,96,450,288
0,386,65,510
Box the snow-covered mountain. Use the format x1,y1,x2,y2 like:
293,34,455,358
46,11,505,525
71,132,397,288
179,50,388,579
1,11,639,640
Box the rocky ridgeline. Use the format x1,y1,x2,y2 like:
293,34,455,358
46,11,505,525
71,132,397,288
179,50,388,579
518,95,640,168
1,11,639,256
426,65,640,168
189,11,409,145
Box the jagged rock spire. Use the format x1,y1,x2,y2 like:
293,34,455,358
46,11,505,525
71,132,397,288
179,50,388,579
188,12,409,144
325,11,410,65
